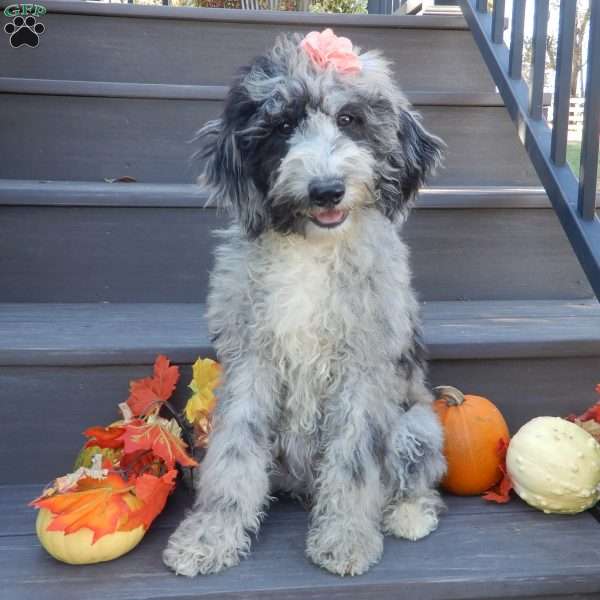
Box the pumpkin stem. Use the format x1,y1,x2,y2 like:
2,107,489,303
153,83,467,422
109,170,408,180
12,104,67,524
434,385,465,406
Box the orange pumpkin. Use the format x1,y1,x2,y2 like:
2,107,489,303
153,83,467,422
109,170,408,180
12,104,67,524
433,385,509,496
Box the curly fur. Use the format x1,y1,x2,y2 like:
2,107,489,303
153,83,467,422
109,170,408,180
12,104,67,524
163,31,446,578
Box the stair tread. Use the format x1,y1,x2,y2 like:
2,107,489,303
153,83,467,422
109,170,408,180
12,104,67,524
0,179,564,208
3,179,598,208
0,77,504,106
1,300,599,367
3,483,600,600
24,1,469,28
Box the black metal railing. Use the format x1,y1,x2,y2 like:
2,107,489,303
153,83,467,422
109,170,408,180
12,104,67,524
461,0,600,300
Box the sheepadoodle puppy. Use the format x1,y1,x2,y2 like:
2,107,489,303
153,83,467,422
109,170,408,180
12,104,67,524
163,29,446,577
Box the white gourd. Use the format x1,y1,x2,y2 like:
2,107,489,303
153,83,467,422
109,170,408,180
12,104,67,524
507,416,600,514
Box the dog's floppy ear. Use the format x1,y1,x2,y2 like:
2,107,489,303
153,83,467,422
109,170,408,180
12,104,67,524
376,107,444,221
193,82,269,238
396,109,444,206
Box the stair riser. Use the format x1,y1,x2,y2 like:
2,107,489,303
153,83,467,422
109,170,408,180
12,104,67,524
0,206,592,302
3,355,597,484
0,14,495,92
0,94,540,187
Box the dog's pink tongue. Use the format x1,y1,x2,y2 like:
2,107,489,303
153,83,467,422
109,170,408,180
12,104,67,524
314,209,345,224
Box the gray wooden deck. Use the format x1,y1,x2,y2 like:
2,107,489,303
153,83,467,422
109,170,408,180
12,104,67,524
3,485,600,600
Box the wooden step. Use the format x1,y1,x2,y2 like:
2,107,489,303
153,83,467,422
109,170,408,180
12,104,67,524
0,181,593,302
0,83,539,188
3,485,600,600
0,2,496,92
1,300,599,484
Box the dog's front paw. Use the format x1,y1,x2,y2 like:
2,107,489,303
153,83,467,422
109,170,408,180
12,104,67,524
306,523,383,576
163,512,249,576
383,491,444,541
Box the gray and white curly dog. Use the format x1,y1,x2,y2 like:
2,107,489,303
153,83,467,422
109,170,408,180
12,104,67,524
163,30,446,578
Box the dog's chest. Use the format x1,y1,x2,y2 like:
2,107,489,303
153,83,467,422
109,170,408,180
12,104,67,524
258,240,353,364
255,238,365,434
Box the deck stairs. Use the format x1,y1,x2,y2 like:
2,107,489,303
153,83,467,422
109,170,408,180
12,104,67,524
1,2,600,598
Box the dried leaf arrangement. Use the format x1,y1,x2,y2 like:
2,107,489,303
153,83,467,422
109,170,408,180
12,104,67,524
30,355,221,564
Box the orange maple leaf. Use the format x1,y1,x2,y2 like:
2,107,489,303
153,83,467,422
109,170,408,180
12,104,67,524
118,419,198,470
83,425,126,449
31,473,134,543
482,437,513,503
126,355,180,417
122,470,177,531
31,469,177,542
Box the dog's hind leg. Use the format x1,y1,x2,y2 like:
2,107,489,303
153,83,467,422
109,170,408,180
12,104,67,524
163,357,275,576
383,397,446,542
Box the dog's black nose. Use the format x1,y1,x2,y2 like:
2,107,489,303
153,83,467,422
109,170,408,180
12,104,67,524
309,178,345,206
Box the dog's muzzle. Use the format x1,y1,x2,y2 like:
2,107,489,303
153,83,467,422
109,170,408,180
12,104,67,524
308,178,349,228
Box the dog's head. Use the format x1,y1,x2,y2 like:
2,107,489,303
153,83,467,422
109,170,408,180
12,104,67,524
195,31,444,239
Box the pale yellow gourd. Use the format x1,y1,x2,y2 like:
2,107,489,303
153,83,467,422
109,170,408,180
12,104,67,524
507,416,600,514
36,508,145,565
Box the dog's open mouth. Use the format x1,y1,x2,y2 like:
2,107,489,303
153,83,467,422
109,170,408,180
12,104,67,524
309,208,349,228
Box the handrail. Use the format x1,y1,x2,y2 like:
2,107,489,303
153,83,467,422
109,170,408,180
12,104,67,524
461,0,600,300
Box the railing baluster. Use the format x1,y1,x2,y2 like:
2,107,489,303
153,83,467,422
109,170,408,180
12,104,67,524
578,1,600,221
508,0,525,79
550,0,577,166
529,0,550,120
462,0,600,299
492,0,505,44
476,0,487,13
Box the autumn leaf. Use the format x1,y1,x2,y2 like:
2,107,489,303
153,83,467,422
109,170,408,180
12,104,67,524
126,355,180,417
31,473,135,543
482,437,513,503
83,425,126,449
192,415,213,449
118,417,198,469
31,469,177,542
119,449,164,479
184,358,221,424
44,453,110,495
574,402,600,424
122,470,177,531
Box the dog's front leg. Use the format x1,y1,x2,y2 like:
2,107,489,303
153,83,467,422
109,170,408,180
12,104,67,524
306,379,386,576
163,358,275,576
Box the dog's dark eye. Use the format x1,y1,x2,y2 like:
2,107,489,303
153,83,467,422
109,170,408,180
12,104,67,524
277,121,294,136
337,114,354,127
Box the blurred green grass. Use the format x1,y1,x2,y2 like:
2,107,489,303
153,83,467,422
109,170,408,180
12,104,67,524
567,142,582,173
567,142,600,180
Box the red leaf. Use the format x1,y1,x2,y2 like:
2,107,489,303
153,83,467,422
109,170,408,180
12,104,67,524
119,450,162,479
565,385,600,423
83,425,126,449
482,437,513,504
578,402,600,423
126,355,179,417
122,470,177,531
118,419,197,470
